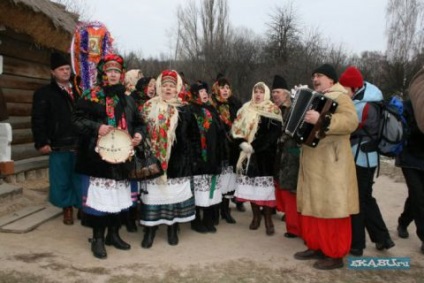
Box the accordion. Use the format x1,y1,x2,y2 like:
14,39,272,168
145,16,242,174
285,88,338,147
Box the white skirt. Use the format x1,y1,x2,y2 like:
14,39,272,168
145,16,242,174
86,177,132,213
218,166,236,195
235,175,276,201
141,177,193,205
193,175,222,207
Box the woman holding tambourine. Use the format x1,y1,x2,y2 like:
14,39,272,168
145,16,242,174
72,54,144,260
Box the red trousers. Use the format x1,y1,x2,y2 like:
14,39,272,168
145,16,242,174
276,190,302,237
274,182,285,212
300,214,351,258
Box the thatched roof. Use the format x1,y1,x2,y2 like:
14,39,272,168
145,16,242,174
0,0,79,52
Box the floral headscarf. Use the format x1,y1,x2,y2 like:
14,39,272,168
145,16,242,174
141,70,185,179
190,81,214,161
211,77,233,127
231,82,282,172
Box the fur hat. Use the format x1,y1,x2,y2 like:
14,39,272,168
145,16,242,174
339,66,364,89
312,64,338,83
50,52,70,70
271,75,288,90
190,81,209,96
136,76,153,92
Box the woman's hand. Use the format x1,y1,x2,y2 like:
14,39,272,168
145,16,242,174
98,124,114,136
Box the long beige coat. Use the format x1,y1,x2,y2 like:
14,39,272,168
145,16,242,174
408,68,424,133
297,83,359,218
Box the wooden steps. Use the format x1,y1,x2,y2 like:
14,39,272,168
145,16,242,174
0,205,61,233
0,183,61,233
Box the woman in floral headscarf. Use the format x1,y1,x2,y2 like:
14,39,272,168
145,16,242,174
139,70,197,248
231,82,282,236
189,81,225,233
131,76,156,111
73,54,144,259
210,75,243,224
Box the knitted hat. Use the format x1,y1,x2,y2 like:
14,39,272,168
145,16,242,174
339,66,364,89
312,64,338,83
271,75,288,90
50,52,70,70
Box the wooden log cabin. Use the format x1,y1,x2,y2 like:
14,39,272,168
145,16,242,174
0,0,78,181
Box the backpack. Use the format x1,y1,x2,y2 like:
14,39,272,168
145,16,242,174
361,96,407,157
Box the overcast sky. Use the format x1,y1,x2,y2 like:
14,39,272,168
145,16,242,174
85,0,388,58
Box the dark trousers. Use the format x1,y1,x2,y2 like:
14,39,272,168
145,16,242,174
351,166,391,250
398,196,414,228
401,167,424,242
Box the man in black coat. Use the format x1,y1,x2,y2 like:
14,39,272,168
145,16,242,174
31,52,81,225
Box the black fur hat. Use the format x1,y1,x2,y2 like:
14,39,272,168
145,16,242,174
50,52,70,70
271,75,288,90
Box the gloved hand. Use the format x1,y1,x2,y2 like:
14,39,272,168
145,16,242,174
240,142,254,154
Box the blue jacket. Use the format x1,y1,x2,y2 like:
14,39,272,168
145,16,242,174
350,82,383,168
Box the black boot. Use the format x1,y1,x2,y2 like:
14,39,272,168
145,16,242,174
191,207,208,233
141,226,157,249
221,198,236,224
167,223,179,246
90,227,107,259
212,204,220,226
203,207,217,233
121,207,138,233
105,226,131,250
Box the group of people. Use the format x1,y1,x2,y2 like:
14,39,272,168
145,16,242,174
31,52,424,269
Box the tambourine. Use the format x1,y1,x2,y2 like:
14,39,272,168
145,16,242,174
95,129,134,164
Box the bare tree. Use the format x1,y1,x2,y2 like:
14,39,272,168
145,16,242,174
385,0,424,94
174,0,232,81
265,2,301,63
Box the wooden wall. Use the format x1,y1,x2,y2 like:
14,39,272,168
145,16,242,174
0,28,51,167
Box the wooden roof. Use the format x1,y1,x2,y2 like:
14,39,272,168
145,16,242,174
0,0,79,52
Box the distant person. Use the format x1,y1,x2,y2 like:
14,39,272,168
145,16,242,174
294,64,359,270
124,69,143,95
271,75,301,238
232,82,282,236
31,52,82,225
395,99,424,254
339,66,395,256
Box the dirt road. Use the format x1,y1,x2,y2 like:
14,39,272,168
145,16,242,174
0,161,423,283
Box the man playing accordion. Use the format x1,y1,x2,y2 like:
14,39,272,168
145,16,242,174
293,64,359,270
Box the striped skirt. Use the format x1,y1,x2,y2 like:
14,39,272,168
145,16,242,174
140,176,195,226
